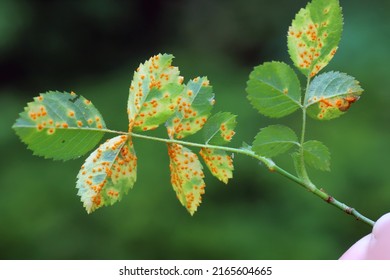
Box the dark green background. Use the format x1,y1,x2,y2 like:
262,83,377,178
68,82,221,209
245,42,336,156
1,0,390,259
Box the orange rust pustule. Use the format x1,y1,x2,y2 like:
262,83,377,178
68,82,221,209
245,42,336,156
319,95,359,113
91,194,102,207
199,148,233,184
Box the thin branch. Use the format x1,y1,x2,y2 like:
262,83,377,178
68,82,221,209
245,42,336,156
129,131,375,227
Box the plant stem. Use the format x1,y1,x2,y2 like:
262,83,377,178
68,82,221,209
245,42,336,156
127,131,375,227
83,127,128,135
300,76,311,146
297,77,311,183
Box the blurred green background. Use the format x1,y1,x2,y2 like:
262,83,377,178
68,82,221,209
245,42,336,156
1,0,390,259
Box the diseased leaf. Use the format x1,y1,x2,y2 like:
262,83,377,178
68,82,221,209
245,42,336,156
199,148,233,184
288,0,343,77
252,125,299,157
167,143,205,215
76,135,137,213
305,71,363,120
166,77,215,139
246,61,302,118
127,53,184,132
302,140,330,171
12,91,106,160
202,112,237,145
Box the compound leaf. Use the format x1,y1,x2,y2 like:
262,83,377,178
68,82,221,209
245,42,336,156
252,125,299,157
13,91,106,161
76,135,137,213
128,53,184,132
202,112,237,145
288,0,343,77
302,140,331,171
166,77,215,139
305,71,363,120
199,148,234,184
246,61,301,118
167,143,205,215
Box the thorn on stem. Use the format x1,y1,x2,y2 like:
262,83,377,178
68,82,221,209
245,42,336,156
326,196,334,203
345,207,354,215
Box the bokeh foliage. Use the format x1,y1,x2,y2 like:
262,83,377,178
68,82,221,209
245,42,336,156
1,0,390,259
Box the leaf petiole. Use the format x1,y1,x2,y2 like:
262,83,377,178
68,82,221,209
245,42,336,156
121,130,375,227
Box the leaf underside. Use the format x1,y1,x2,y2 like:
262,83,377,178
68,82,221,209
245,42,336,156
305,71,363,120
127,53,184,132
246,61,301,118
76,135,137,213
168,143,205,215
13,91,106,160
14,53,239,216
165,76,237,214
288,0,343,77
199,148,234,184
166,77,215,139
202,112,237,145
252,125,299,158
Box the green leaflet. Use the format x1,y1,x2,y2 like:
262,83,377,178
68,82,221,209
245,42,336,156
252,125,299,158
302,140,330,171
305,71,363,120
76,135,137,213
127,53,184,132
288,0,343,77
199,148,233,184
12,91,106,161
202,112,237,145
246,61,301,118
166,77,215,139
167,143,205,215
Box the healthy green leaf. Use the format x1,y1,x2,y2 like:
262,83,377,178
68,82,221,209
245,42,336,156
252,125,299,157
127,53,184,132
12,91,106,160
305,71,363,120
166,77,215,139
167,143,205,215
202,112,237,145
302,140,331,171
199,148,234,184
246,61,301,118
76,135,137,213
288,0,343,77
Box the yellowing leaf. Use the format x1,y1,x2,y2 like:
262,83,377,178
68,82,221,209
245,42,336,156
305,71,363,120
127,54,184,132
76,135,137,213
167,143,205,215
199,148,234,184
202,112,237,145
288,0,343,77
13,91,106,160
166,77,214,139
